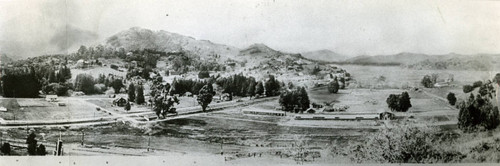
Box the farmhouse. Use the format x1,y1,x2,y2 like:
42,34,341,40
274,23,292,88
113,97,128,107
45,95,58,102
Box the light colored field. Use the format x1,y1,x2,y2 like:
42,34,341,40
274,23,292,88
339,65,498,89
0,98,111,120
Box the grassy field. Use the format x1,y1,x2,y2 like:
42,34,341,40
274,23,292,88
0,98,111,120
339,65,498,89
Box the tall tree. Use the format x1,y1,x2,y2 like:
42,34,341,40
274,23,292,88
399,92,412,112
328,78,339,93
197,85,214,112
136,85,145,105
112,79,124,94
447,92,457,106
255,81,264,96
127,83,136,102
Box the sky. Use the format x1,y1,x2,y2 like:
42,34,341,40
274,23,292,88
0,0,499,58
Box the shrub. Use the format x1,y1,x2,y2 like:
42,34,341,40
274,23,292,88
447,92,457,106
463,85,474,93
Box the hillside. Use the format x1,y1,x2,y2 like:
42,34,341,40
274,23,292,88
301,49,348,62
106,27,240,60
407,54,499,71
344,52,431,65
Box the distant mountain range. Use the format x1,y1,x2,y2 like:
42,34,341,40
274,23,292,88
11,26,495,71
301,49,349,62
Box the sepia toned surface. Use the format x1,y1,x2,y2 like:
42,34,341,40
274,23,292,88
0,0,499,165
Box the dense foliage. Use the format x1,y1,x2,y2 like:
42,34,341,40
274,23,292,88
328,77,339,93
457,81,499,131
2,66,41,98
447,92,457,106
279,86,310,113
197,84,215,112
342,123,465,163
386,91,412,112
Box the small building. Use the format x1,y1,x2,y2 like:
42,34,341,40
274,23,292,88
113,97,127,107
242,108,286,116
434,82,450,88
45,95,58,102
0,107,7,112
57,102,66,106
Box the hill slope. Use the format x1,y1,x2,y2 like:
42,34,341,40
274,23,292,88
301,49,348,62
106,27,240,59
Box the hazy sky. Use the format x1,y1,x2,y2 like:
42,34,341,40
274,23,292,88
1,0,499,58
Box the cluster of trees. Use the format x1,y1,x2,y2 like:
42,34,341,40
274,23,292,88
463,81,485,93
26,132,46,156
421,74,439,88
75,73,124,95
386,91,412,112
279,86,310,113
41,65,72,96
342,123,465,163
1,66,41,98
457,81,499,131
328,77,346,93
170,78,211,96
127,83,145,105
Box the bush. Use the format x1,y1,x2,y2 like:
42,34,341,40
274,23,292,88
198,70,210,79
472,81,483,88
421,75,434,88
343,123,465,163
463,85,474,93
110,64,119,70
447,92,457,106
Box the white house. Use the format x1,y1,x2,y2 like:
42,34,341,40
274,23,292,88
45,95,58,102
0,107,7,112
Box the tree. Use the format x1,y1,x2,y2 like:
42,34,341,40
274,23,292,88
493,73,500,86
136,85,145,105
36,144,47,155
458,90,499,131
421,75,434,88
48,70,57,83
472,81,483,88
198,70,210,79
447,92,457,106
386,94,400,111
399,92,412,112
463,85,474,93
1,143,11,155
246,81,256,98
255,82,264,96
298,87,310,113
328,78,339,93
197,85,214,112
124,101,131,111
26,132,37,155
111,79,124,94
339,77,346,89
128,83,136,102
74,73,95,94
265,75,281,96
